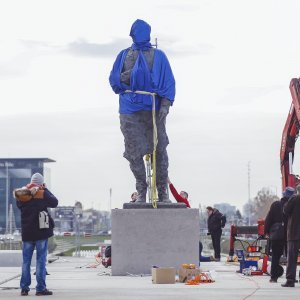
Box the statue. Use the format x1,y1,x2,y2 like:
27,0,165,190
109,19,175,203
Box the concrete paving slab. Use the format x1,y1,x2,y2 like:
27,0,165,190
1,257,300,299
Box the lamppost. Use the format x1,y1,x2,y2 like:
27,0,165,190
59,215,62,235
74,202,83,257
5,162,9,234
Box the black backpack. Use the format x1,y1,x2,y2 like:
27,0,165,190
105,246,111,258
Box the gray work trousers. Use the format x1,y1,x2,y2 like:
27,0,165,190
286,239,300,281
120,111,169,198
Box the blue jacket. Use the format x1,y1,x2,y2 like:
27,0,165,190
109,19,176,114
17,188,58,242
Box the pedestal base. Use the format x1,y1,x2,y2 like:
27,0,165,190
111,208,199,275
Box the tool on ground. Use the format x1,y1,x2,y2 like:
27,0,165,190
185,272,215,285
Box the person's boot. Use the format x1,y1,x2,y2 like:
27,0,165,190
21,290,29,296
281,280,295,287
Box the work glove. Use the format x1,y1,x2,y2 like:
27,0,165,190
158,98,171,122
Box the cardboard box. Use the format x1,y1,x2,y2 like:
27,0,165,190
178,267,201,283
152,267,176,284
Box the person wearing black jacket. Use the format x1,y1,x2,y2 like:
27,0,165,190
206,206,226,261
15,173,58,296
282,185,300,287
264,187,294,283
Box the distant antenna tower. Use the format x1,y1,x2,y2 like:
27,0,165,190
5,203,16,235
247,161,251,225
109,188,112,211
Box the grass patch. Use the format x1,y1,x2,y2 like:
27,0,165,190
54,235,110,244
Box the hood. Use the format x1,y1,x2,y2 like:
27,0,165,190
129,19,152,50
282,186,295,198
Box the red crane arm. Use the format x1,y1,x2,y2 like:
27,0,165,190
280,78,300,190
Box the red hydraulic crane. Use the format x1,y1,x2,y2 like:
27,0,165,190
280,78,300,190
228,79,300,264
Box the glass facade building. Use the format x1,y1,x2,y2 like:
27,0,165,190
0,158,55,233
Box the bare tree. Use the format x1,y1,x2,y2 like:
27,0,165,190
244,188,279,224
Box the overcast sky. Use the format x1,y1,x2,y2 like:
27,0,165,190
1,0,300,212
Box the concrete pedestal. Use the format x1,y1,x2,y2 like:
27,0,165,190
111,208,200,276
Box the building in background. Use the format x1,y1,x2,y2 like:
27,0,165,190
214,202,236,234
53,206,75,233
0,158,55,233
52,204,111,235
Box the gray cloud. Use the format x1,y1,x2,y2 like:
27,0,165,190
0,36,212,79
0,52,36,78
19,40,56,49
65,38,129,57
0,40,61,78
64,38,213,57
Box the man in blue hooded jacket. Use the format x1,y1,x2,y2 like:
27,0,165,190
109,19,175,202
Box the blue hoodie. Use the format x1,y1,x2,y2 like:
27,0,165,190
109,19,176,114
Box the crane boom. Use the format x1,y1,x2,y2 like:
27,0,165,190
280,78,300,189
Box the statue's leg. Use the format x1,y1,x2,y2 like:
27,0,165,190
156,116,171,202
156,148,170,202
120,112,148,202
128,157,147,202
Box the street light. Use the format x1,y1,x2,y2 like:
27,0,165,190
74,202,83,257
5,162,9,234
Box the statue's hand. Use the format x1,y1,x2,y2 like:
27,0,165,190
158,98,171,122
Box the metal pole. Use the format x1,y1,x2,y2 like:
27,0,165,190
75,214,80,257
109,188,112,231
5,162,9,234
109,188,112,212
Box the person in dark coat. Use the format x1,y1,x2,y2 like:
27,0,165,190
206,206,226,261
265,187,294,282
15,173,58,296
282,184,300,287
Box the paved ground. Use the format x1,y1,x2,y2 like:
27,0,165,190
0,257,299,300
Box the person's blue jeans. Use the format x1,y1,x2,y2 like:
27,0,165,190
20,239,48,292
200,255,211,262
